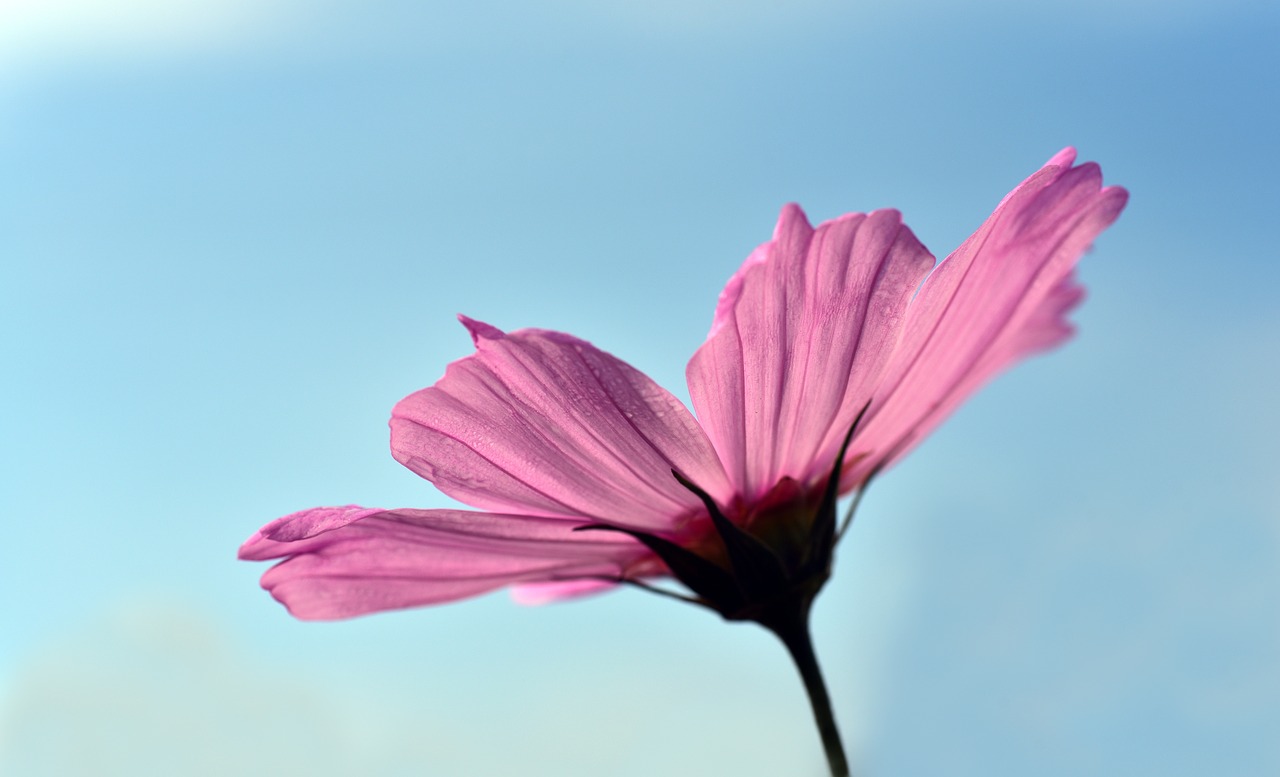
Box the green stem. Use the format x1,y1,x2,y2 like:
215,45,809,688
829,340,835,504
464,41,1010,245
770,606,851,777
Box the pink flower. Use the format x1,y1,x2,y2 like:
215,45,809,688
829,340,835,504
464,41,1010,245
241,149,1126,624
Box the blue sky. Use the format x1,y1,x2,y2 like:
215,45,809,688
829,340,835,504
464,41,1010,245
2,1,1277,775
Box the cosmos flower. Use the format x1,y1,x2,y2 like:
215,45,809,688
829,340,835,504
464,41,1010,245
240,148,1126,776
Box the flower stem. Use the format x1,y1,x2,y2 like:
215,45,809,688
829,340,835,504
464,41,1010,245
769,605,850,777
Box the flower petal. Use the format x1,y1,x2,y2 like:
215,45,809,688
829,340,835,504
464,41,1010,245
686,205,936,500
239,505,645,620
390,319,732,531
846,149,1128,485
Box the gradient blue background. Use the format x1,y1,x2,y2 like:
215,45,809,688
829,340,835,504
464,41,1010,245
2,1,1276,775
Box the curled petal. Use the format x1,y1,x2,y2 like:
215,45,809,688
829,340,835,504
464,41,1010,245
391,319,733,532
687,206,935,500
847,148,1129,486
239,506,645,620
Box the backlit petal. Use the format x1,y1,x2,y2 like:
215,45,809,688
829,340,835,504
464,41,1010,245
239,505,644,620
391,319,732,531
846,149,1128,486
687,206,935,500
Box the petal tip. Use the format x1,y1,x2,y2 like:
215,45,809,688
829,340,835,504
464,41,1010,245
865,207,905,227
255,505,383,545
457,315,504,345
1046,147,1078,168
1104,184,1130,212
774,202,813,238
237,530,268,560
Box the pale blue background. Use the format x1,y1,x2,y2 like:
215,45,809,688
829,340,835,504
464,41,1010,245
1,1,1276,775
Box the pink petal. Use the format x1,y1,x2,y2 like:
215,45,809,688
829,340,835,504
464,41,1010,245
239,506,645,620
846,149,1128,486
390,319,732,531
686,206,936,501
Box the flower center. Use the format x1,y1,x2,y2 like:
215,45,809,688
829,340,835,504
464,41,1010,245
577,408,868,629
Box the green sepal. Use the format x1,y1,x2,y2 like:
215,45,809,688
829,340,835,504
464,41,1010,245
573,524,744,613
671,469,790,601
805,401,870,575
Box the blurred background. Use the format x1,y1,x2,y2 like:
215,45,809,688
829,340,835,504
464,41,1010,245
1,1,1276,775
